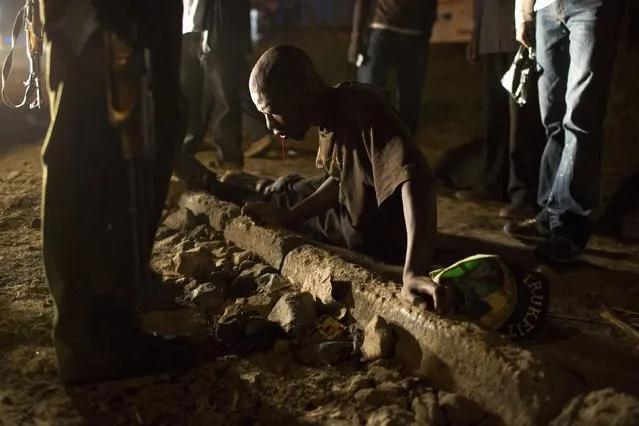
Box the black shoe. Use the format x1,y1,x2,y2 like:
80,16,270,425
499,201,535,218
534,236,584,264
503,217,550,243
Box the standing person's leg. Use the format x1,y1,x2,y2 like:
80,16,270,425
206,50,245,170
42,2,184,385
42,32,141,385
180,33,206,155
538,0,619,259
457,52,511,202
395,32,430,136
357,29,395,91
504,4,569,241
174,32,218,190
502,68,545,217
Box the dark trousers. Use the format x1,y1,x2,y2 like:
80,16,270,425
358,28,432,135
41,1,183,384
481,52,545,204
535,0,619,247
180,33,268,166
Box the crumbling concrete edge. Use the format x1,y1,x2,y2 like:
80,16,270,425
177,191,580,425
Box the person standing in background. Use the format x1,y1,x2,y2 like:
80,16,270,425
40,0,189,384
455,0,545,218
178,0,276,184
504,0,621,263
348,0,437,136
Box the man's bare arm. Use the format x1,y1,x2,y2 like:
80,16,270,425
400,180,452,313
515,0,536,47
348,0,373,64
286,176,340,226
241,176,340,227
352,0,373,37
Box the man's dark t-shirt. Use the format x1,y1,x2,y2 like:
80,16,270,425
372,0,438,33
315,82,435,251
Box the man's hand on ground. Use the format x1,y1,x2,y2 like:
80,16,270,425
516,21,535,48
401,275,456,315
241,202,289,227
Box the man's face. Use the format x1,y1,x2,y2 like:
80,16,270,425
251,88,313,141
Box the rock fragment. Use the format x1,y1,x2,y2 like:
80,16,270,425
233,250,257,266
361,315,396,361
367,366,402,384
550,388,639,426
298,342,352,365
256,273,291,293
366,405,415,426
172,247,214,279
438,391,485,426
268,292,317,339
244,292,282,317
346,375,375,394
196,240,225,252
353,388,396,407
163,207,196,231
186,282,226,309
412,393,446,425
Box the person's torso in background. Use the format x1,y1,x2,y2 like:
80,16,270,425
371,0,438,35
207,0,252,54
477,0,519,54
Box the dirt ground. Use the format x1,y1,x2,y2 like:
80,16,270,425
1,29,639,424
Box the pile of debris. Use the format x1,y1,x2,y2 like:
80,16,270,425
136,210,499,425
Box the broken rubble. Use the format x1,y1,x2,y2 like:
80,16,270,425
550,388,639,426
238,259,256,271
361,315,396,362
298,342,352,365
268,292,317,339
346,375,375,394
196,240,225,252
243,292,282,317
185,282,226,309
301,267,337,307
216,304,282,351
354,388,397,407
412,393,446,426
172,247,215,279
366,405,415,426
256,273,291,293
438,391,486,426
176,239,195,252
163,208,197,231
232,250,257,266
214,257,233,272
367,366,402,384
226,263,279,299
189,224,212,241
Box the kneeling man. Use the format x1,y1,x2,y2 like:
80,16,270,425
243,45,446,312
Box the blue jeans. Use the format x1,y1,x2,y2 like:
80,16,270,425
535,0,620,247
358,28,432,135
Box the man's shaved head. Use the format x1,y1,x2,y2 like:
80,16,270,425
249,45,327,140
250,45,322,99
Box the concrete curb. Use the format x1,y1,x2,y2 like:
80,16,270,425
178,191,579,425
